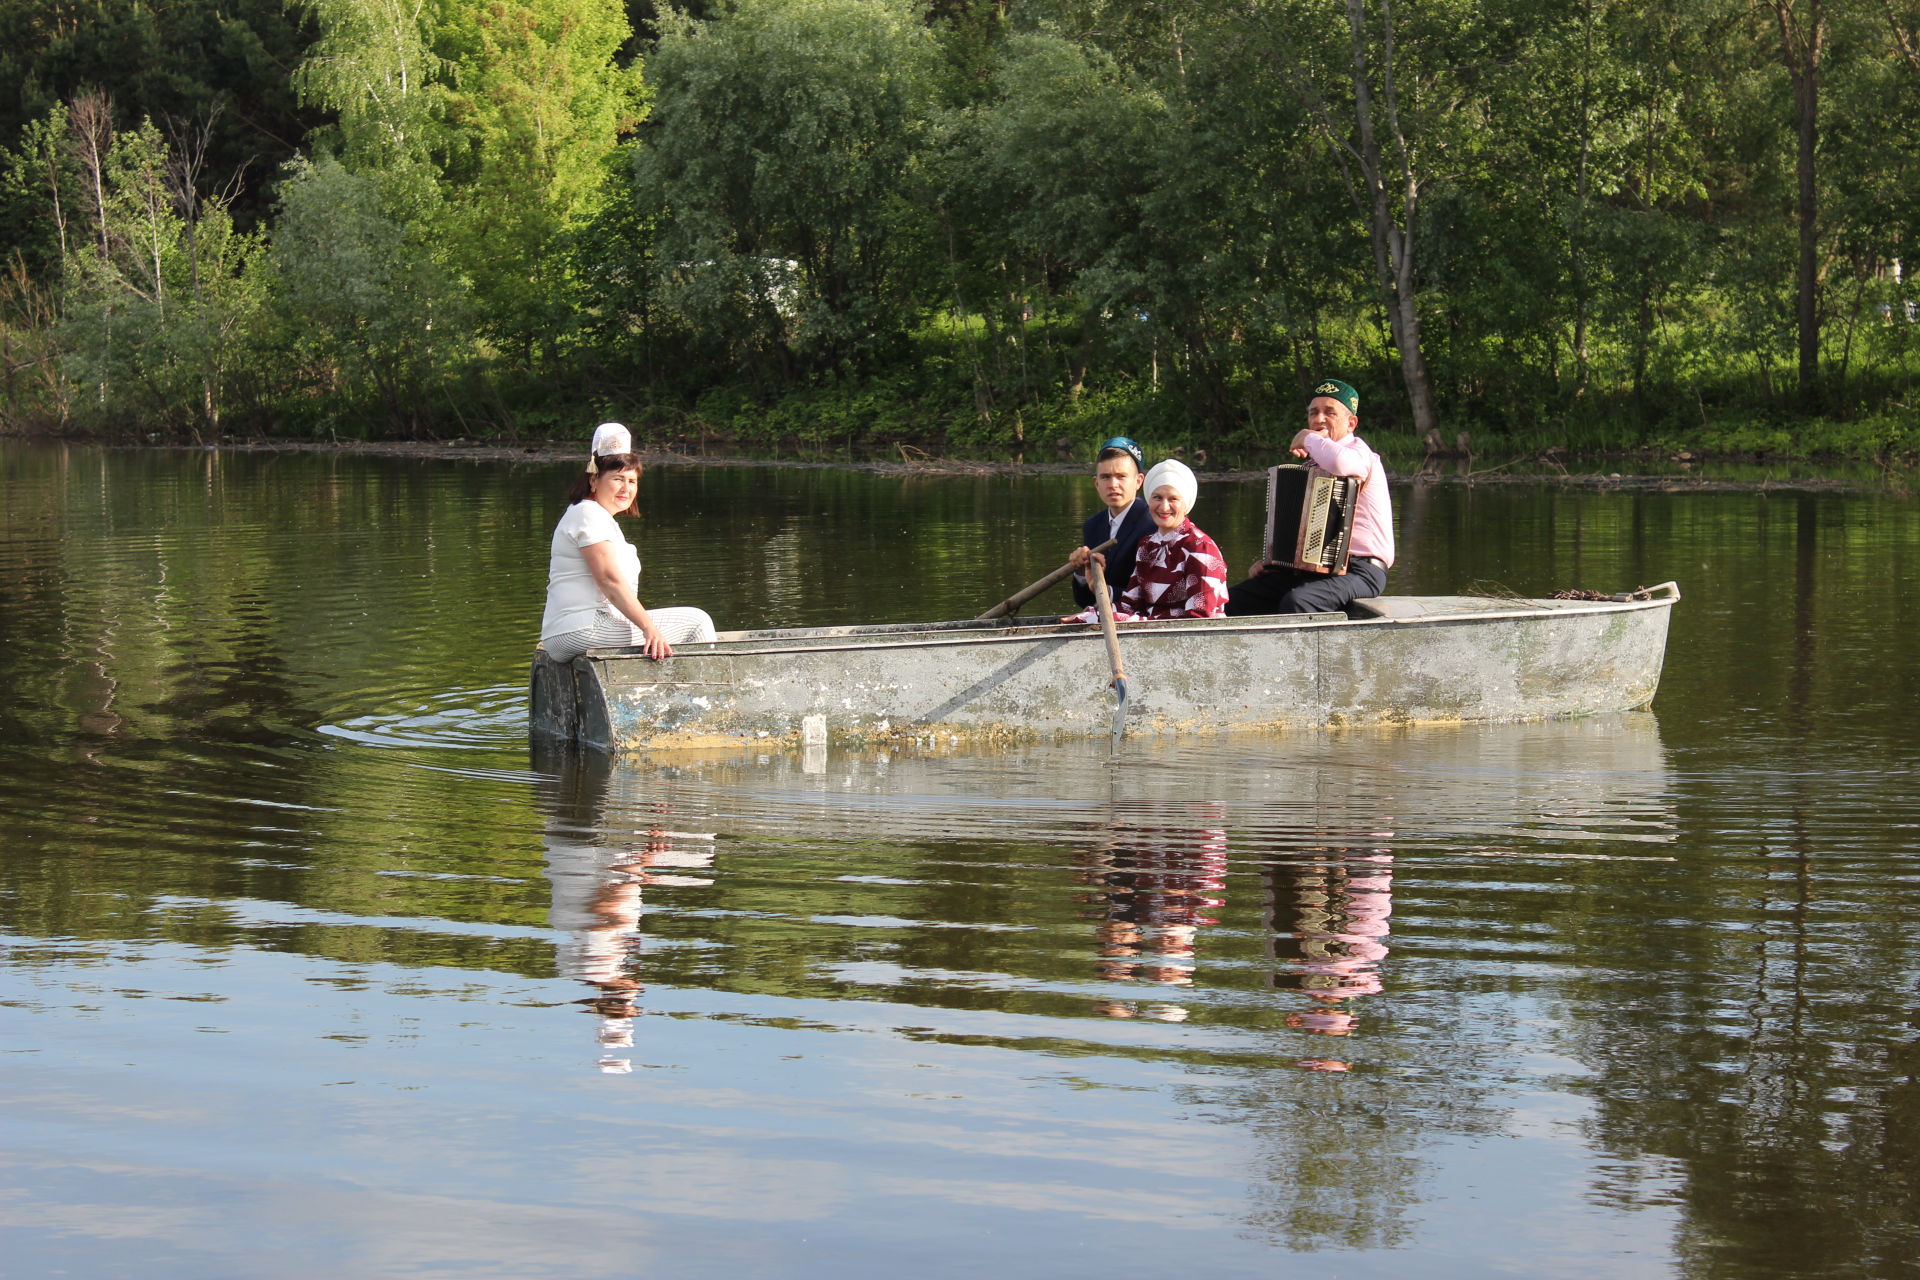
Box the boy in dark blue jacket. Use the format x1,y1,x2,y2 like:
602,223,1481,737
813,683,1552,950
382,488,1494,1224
1069,437,1155,610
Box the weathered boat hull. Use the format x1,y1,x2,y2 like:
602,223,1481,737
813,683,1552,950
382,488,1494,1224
529,586,1679,753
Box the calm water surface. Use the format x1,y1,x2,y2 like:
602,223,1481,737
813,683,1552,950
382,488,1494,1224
2,442,1916,1279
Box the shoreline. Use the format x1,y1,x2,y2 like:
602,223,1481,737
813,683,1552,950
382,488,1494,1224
6,432,1915,494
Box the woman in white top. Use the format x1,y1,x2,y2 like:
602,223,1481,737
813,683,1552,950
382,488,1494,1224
539,423,717,662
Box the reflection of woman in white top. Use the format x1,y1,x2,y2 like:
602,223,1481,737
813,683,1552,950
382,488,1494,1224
539,423,716,662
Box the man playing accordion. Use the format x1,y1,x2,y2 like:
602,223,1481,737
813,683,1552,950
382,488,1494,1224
1225,378,1395,616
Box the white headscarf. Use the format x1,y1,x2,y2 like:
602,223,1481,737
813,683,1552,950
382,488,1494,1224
1142,458,1198,513
586,422,633,473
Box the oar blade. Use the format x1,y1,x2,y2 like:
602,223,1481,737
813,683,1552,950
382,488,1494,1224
1108,675,1128,754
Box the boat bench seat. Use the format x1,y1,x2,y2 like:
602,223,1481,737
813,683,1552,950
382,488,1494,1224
1345,597,1426,620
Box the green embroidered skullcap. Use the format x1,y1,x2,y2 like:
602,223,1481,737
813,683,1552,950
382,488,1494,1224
1097,436,1145,471
1309,378,1359,416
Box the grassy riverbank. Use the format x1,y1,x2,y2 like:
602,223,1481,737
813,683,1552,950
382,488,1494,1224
9,316,1915,476
15,421,1915,497
634,377,1920,469
12,402,1919,481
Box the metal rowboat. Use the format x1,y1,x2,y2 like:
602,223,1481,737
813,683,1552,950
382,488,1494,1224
528,584,1680,754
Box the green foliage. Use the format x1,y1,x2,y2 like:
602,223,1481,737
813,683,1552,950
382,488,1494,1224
273,0,644,428
293,0,447,178
974,33,1164,290
267,153,473,435
1645,411,1920,460
0,106,79,278
0,0,1916,455
435,0,645,364
0,0,316,245
635,0,941,378
42,110,271,437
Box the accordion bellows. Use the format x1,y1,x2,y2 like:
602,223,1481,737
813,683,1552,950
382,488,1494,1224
1263,465,1359,575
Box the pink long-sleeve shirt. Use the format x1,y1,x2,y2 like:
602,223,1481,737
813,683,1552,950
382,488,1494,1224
1300,432,1394,568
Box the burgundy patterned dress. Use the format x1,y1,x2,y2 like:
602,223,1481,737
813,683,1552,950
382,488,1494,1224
1075,519,1229,621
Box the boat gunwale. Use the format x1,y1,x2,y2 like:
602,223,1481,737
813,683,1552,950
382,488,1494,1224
579,590,1680,663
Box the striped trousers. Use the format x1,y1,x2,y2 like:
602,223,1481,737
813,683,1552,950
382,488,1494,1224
542,607,717,662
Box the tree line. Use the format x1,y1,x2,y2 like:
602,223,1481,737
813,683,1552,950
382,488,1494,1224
1,0,1917,457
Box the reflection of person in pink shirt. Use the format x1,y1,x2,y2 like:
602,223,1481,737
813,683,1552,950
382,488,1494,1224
1267,850,1394,1070
1078,808,1228,1017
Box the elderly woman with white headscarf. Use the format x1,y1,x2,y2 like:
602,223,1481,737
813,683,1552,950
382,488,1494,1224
539,423,717,662
1064,458,1229,623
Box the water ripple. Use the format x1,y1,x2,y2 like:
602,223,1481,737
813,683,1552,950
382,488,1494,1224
318,684,530,750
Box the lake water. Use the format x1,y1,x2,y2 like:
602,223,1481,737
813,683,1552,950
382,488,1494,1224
2,441,1915,1279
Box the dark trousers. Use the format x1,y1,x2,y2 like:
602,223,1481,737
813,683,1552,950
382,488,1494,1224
1224,556,1387,616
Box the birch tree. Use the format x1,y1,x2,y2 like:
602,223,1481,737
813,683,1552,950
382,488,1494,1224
291,0,444,200
1265,0,1483,435
1767,0,1828,410
1339,0,1439,435
57,105,265,435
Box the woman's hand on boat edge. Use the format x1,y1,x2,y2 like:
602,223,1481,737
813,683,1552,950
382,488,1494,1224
580,540,675,659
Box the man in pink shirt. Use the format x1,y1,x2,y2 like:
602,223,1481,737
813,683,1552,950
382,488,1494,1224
1225,378,1395,616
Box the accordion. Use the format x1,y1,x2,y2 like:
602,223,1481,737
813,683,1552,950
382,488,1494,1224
1263,464,1359,575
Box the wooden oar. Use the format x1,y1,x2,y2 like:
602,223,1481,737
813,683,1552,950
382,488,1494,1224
1088,558,1128,753
977,538,1117,620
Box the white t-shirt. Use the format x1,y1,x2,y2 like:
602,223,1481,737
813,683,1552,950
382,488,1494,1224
541,501,640,640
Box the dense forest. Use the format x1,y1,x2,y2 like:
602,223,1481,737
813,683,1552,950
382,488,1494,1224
0,0,1917,459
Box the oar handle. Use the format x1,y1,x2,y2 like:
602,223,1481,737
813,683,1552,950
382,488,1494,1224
1089,560,1129,754
977,538,1119,619
1090,561,1126,684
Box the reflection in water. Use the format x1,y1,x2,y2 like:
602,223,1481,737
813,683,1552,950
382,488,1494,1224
536,750,715,1071
22,443,1920,1276
1266,850,1394,1071
1079,806,1227,1020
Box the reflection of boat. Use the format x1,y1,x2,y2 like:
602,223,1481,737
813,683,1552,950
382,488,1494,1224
529,584,1680,753
546,714,1673,853
522,719,1671,1051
